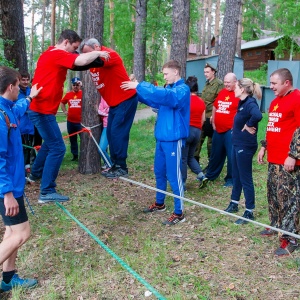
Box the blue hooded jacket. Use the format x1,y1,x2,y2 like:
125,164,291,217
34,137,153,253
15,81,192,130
0,96,29,198
137,79,190,142
17,86,34,135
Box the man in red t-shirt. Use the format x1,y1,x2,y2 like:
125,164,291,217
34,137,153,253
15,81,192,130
80,38,138,179
61,77,83,162
28,29,110,203
258,68,300,256
200,73,239,188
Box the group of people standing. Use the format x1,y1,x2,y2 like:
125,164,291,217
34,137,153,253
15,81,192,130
188,65,299,257
0,26,299,293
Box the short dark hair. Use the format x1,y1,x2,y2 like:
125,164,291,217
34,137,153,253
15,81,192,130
270,68,293,85
186,76,198,93
162,60,181,75
0,66,20,94
19,70,30,79
57,29,82,44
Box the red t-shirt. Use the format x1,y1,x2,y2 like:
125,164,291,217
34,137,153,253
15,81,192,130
89,46,136,106
61,90,82,123
190,94,206,129
213,89,239,133
30,46,78,114
266,89,300,165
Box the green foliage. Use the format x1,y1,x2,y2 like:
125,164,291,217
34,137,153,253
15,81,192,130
242,0,265,41
244,64,268,86
103,0,135,71
274,36,300,60
145,0,172,80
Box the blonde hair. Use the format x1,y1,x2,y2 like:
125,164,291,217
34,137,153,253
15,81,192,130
238,78,262,100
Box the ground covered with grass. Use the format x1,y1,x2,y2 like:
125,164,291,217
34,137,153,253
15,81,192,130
1,116,300,300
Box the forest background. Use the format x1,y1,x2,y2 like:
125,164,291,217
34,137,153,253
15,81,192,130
0,1,300,299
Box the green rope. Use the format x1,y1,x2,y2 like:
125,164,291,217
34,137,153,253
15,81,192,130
22,144,35,149
56,202,166,300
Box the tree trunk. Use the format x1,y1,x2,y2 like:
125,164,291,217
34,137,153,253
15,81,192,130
214,0,220,55
217,0,241,81
170,0,190,79
207,0,212,55
201,0,208,55
236,1,243,57
78,0,105,175
0,0,28,71
29,4,35,76
109,0,115,49
133,0,147,82
51,0,56,45
41,0,46,51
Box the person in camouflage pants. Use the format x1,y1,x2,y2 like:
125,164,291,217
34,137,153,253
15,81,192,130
258,68,300,256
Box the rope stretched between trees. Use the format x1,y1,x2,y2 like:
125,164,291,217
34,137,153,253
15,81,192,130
119,176,300,240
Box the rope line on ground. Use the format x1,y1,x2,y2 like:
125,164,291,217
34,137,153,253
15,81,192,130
55,202,166,300
83,125,300,240
120,176,300,240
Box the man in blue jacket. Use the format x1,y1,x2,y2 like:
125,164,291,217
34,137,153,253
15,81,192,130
121,60,190,225
0,66,41,291
17,71,35,174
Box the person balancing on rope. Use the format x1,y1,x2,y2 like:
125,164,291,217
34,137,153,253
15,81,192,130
121,60,190,225
0,66,42,291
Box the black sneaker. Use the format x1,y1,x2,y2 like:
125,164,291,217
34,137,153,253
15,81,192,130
103,165,128,179
274,236,299,256
162,213,185,225
224,202,239,213
71,155,78,161
260,228,277,237
199,177,209,189
143,203,166,213
235,210,254,225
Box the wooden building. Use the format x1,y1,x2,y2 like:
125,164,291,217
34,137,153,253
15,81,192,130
241,37,280,70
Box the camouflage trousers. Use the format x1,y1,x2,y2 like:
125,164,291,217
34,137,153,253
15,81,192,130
267,163,300,234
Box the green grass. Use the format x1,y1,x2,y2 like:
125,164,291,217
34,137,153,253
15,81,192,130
244,64,268,86
5,113,300,300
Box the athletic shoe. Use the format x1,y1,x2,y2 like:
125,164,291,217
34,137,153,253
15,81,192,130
274,236,299,256
38,192,70,204
235,210,254,225
143,203,166,213
0,274,37,291
223,181,233,188
162,213,185,225
103,165,128,179
199,176,209,189
101,164,110,170
26,174,40,184
71,155,78,161
224,202,239,213
260,228,277,237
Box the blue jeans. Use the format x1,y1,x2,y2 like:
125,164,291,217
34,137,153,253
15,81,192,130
28,111,66,194
107,95,138,169
67,121,82,156
231,145,257,210
206,130,233,183
181,126,202,183
99,127,112,167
